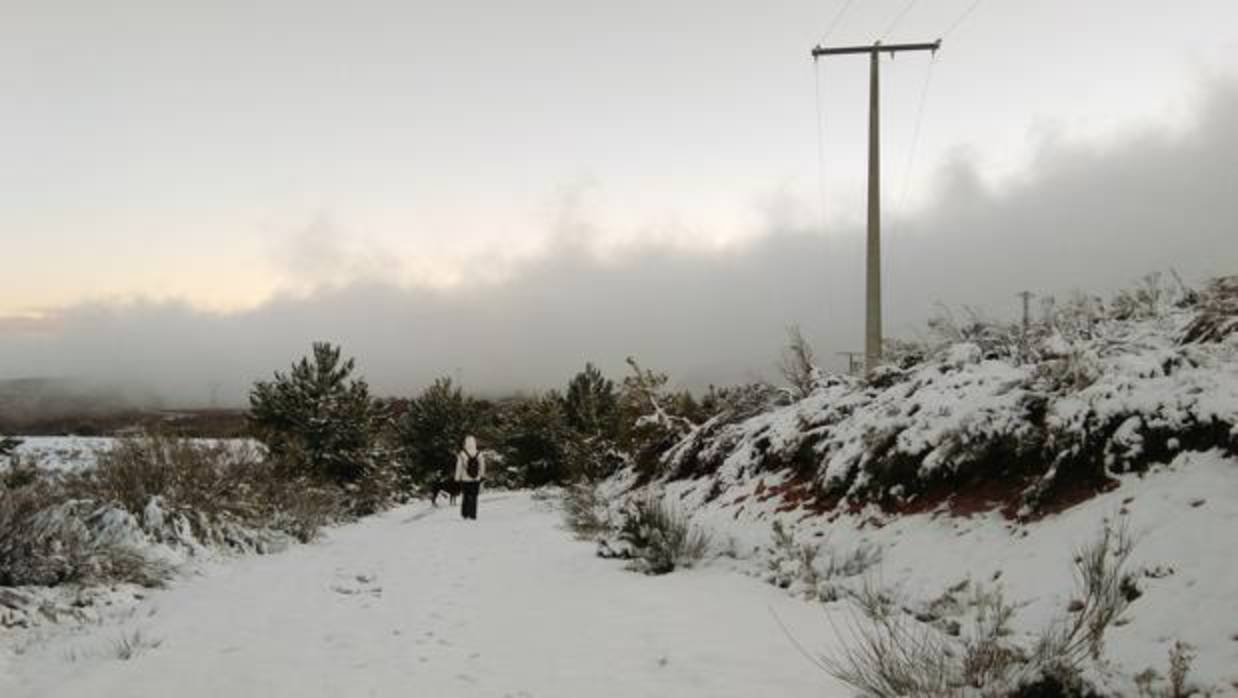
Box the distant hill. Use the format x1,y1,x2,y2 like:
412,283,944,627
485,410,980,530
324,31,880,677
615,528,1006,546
0,377,245,437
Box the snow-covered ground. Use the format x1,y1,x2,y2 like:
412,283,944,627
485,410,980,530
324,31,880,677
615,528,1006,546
8,436,261,471
3,454,1234,696
638,450,1238,695
8,436,118,471
1,492,846,698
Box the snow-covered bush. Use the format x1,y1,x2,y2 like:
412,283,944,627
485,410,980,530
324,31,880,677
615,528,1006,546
614,495,710,575
1179,275,1238,344
560,482,612,540
617,358,700,480
249,342,390,502
1,434,351,590
643,275,1238,515
67,434,343,545
779,324,824,399
0,474,171,588
762,520,881,601
395,376,484,487
495,392,577,487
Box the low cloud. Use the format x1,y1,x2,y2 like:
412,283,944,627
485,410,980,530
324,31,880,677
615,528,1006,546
2,78,1235,406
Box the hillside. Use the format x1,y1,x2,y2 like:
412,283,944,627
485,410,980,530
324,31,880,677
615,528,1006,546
588,275,1238,695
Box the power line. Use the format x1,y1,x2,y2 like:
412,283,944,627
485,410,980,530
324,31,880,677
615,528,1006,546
818,0,857,44
942,0,983,38
882,0,918,40
886,52,937,318
813,60,839,341
897,52,938,212
814,63,828,233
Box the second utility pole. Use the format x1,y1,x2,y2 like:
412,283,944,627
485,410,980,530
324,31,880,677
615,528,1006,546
811,39,940,373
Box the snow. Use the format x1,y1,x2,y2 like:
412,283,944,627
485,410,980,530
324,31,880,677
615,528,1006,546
9,436,117,471
642,450,1238,695
1,493,847,698
3,455,1235,695
7,436,262,472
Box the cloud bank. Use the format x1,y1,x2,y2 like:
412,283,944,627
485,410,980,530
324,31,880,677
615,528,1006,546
2,79,1235,406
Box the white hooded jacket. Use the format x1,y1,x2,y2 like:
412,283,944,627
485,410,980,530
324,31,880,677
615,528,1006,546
454,436,486,482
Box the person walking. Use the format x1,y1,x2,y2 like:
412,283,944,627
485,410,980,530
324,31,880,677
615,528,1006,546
454,435,486,520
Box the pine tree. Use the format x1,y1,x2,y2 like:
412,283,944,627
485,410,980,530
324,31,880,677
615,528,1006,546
395,377,479,486
564,363,618,438
500,392,573,487
249,342,383,485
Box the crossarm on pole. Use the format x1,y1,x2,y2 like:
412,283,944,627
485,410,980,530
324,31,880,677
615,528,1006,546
811,40,940,59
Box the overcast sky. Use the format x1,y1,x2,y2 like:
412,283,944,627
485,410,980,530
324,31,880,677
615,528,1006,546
2,1,1236,402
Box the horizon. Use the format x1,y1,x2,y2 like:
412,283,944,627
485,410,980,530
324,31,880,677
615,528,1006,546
3,0,1236,403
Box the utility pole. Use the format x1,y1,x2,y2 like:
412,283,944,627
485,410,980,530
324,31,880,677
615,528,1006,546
1017,291,1034,359
837,351,865,377
812,40,941,374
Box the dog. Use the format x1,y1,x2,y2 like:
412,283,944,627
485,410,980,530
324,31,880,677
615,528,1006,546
428,478,463,507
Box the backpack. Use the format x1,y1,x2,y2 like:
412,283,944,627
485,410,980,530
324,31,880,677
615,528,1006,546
464,450,481,479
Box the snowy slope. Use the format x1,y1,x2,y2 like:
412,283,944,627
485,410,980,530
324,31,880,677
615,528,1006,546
1,493,849,698
624,450,1238,695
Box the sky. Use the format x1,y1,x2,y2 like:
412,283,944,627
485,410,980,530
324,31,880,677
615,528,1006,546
1,0,1236,403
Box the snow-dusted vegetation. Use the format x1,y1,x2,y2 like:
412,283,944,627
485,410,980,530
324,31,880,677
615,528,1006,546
577,275,1238,696
654,275,1238,516
2,275,1235,697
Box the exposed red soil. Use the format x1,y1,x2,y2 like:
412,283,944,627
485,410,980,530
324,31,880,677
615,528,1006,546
745,469,1123,524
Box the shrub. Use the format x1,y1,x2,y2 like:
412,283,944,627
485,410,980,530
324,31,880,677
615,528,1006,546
0,484,172,588
2,434,350,589
779,324,822,399
561,482,611,540
764,520,881,600
497,392,575,486
1133,640,1199,698
1179,275,1238,344
564,363,618,437
249,342,387,487
616,358,698,479
821,521,1139,698
0,480,65,585
113,629,162,660
0,435,21,458
71,435,259,523
395,377,482,487
74,434,348,544
824,610,958,698
2,454,43,490
617,495,710,575
699,382,782,424
1034,518,1138,668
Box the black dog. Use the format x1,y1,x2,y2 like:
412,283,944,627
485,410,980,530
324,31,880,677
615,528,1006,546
428,479,463,507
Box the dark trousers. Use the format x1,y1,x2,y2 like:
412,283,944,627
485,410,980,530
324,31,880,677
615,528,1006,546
460,481,480,519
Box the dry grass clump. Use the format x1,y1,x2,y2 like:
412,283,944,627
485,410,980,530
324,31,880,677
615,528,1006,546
617,494,711,575
821,520,1139,698
561,482,612,540
66,434,344,545
2,434,348,590
1179,275,1238,344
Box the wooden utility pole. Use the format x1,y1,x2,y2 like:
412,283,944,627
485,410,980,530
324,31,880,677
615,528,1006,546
811,40,941,373
837,351,865,376
1017,290,1034,359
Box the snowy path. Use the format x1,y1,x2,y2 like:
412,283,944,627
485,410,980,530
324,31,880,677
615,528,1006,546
6,492,845,698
